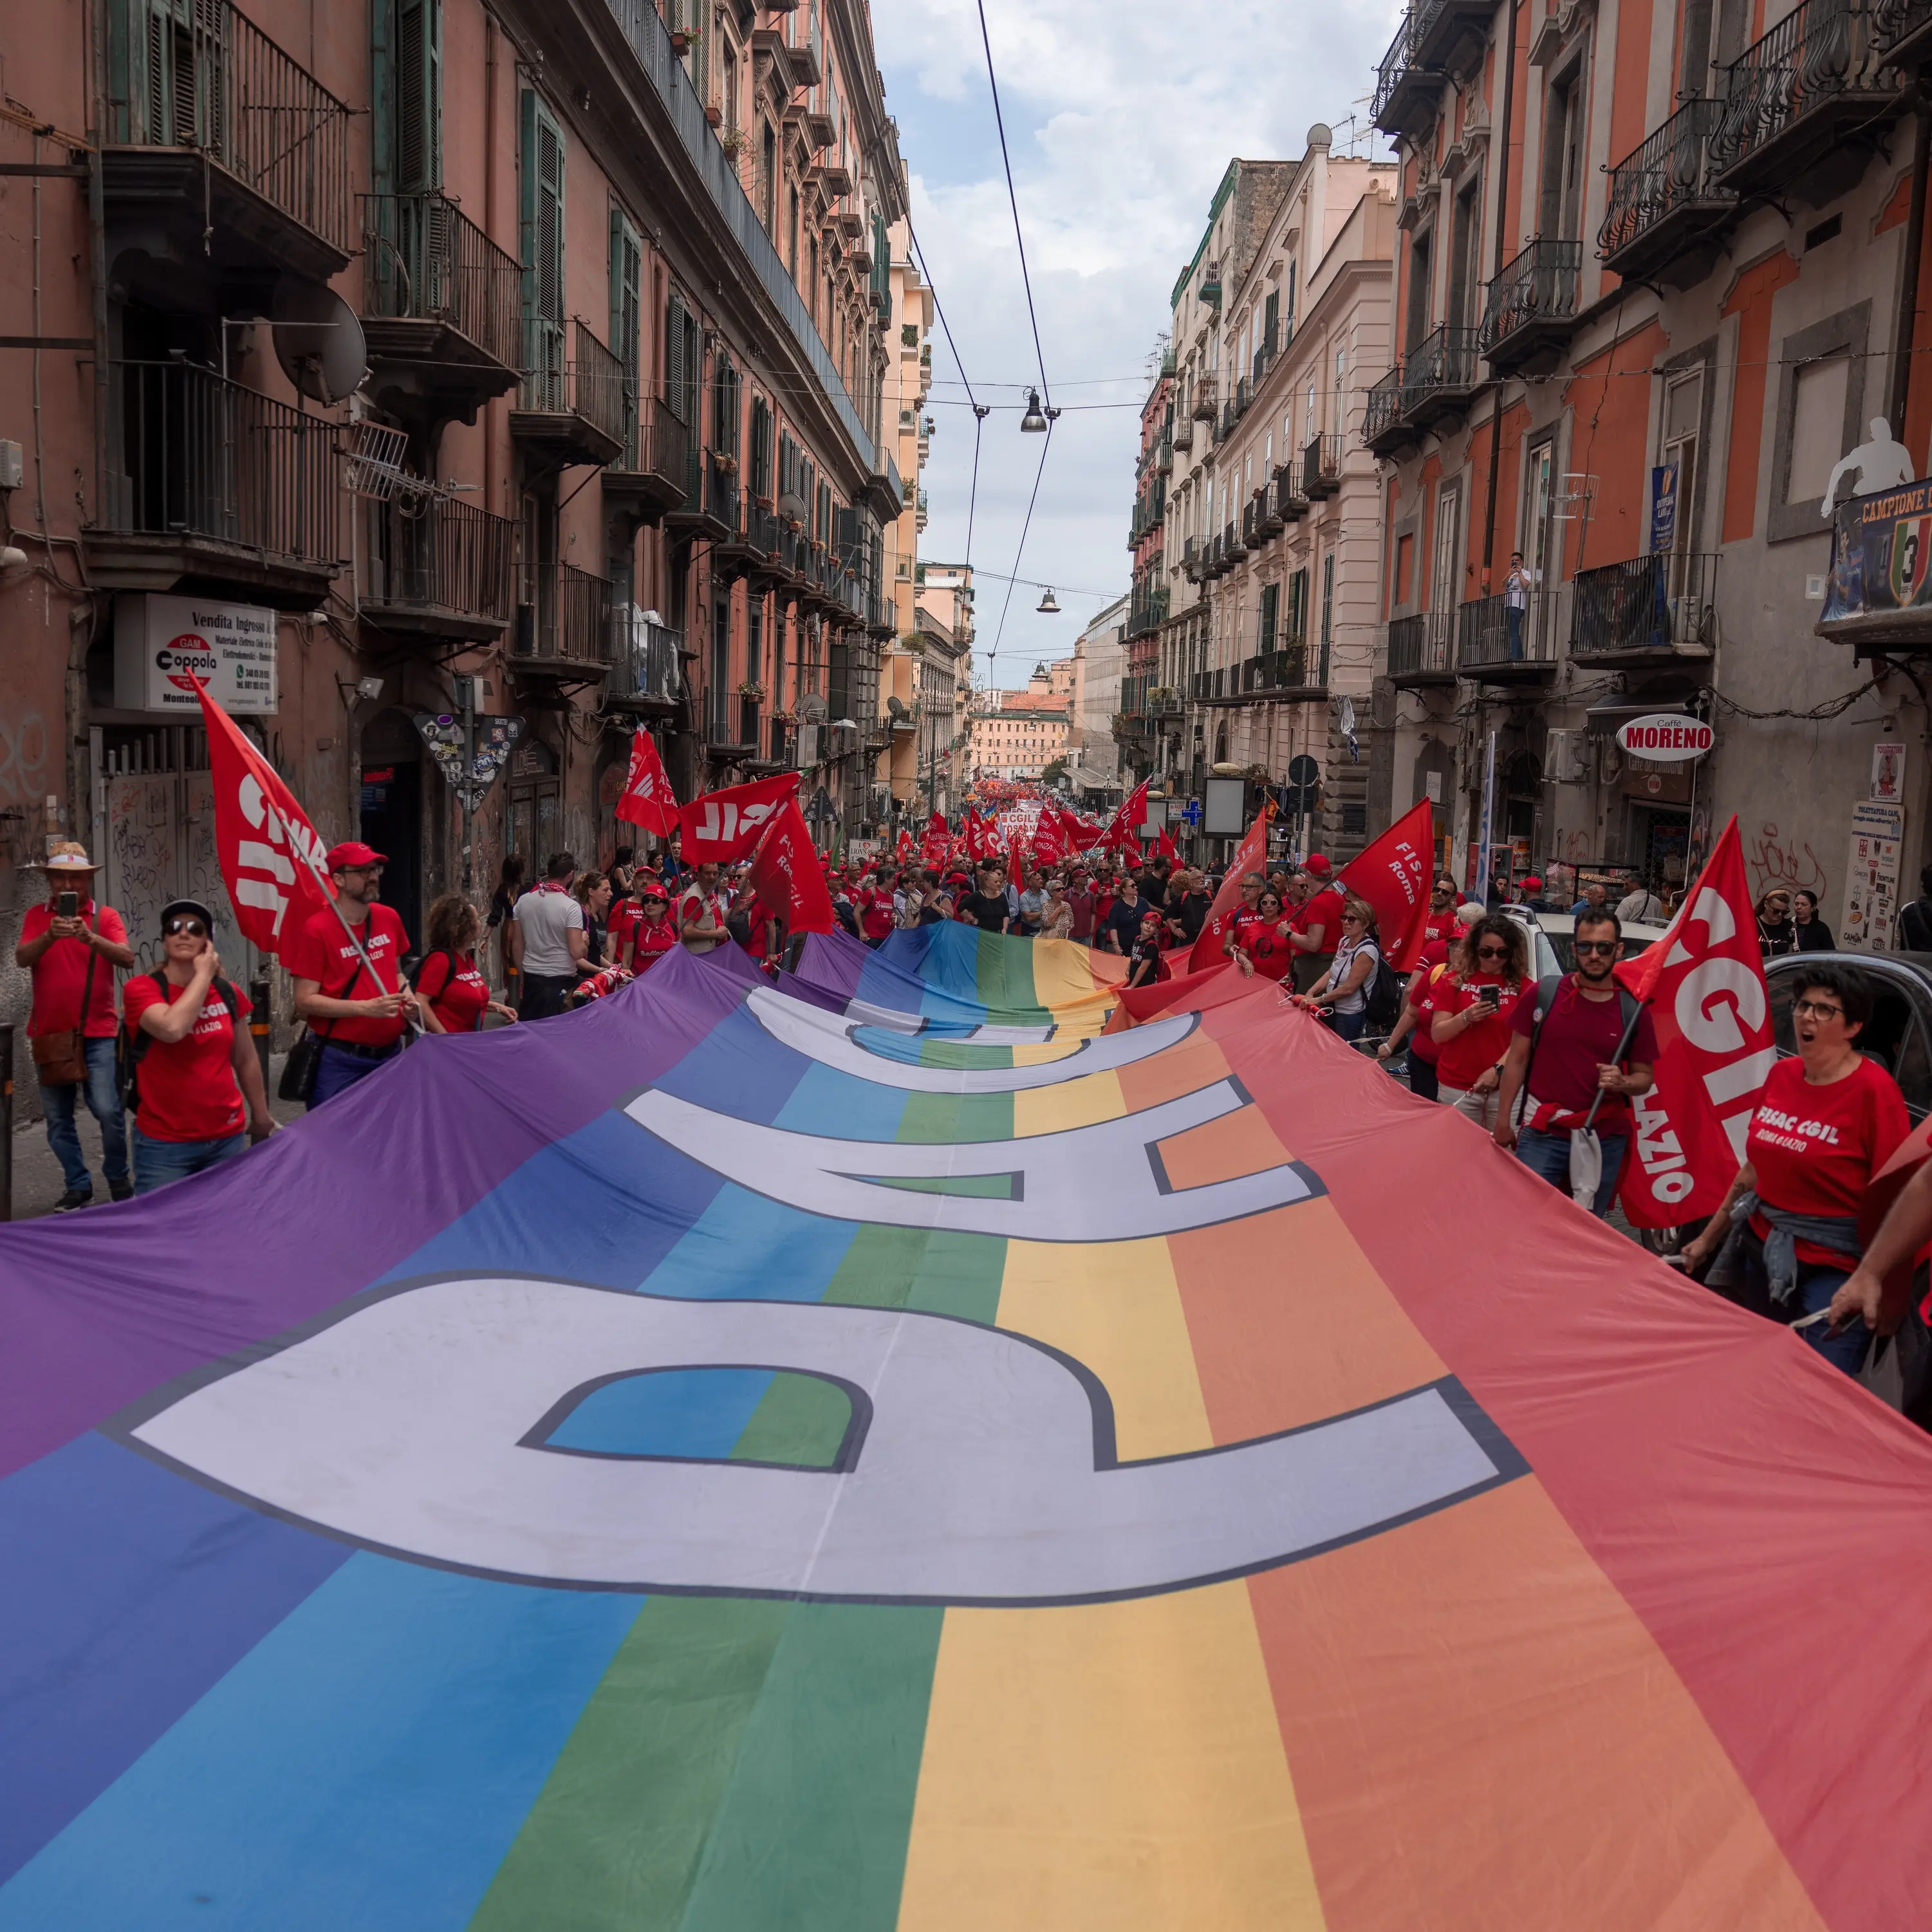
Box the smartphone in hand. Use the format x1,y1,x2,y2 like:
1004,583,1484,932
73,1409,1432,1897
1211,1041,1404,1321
57,890,79,919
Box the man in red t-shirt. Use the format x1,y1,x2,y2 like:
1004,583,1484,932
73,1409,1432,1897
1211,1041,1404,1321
124,896,277,1193
1422,875,1462,947
1285,862,1344,995
285,841,418,1107
1492,908,1658,1215
15,842,138,1209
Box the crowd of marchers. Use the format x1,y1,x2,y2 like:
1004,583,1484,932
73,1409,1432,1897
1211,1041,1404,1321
14,824,1932,1407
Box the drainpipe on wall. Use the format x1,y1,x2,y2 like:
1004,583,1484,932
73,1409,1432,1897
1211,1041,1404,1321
1888,98,1931,440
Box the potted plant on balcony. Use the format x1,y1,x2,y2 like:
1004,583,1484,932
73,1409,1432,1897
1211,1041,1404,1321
738,681,766,700
714,451,738,475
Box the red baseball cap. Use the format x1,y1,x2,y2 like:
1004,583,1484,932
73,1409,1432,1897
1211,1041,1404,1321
1523,874,1543,890
1305,853,1332,875
325,840,387,870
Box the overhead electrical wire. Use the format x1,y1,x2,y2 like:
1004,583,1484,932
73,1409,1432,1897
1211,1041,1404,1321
904,210,991,571
973,0,1052,410
983,420,1054,679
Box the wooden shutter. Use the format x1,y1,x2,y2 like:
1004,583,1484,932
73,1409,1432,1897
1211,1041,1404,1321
610,207,643,460
521,91,566,399
665,291,689,423
395,0,441,193
1258,581,1278,655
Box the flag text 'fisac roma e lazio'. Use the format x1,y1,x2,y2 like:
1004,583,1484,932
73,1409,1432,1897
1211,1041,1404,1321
678,772,799,863
195,678,336,952
1337,799,1434,971
613,729,680,838
1189,810,1271,971
748,798,836,936
1615,816,1776,1228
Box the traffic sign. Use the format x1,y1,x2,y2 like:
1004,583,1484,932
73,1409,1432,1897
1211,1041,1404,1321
1180,798,1202,825
1286,755,1321,792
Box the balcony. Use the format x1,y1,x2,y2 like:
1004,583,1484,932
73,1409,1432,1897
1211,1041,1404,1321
665,449,738,543
359,193,521,432
1272,463,1310,526
1399,325,1480,431
1172,411,1195,452
1182,535,1203,581
1364,366,1409,455
1192,382,1218,422
1247,646,1324,700
1373,12,1442,138
104,0,353,284
363,492,516,642
602,397,691,528
1599,98,1738,287
510,319,627,469
1303,434,1342,501
1455,590,1560,683
712,481,769,581
1198,260,1223,307
509,562,614,678
1870,0,1932,70
606,611,686,713
1386,610,1456,687
864,446,904,525
1148,688,1185,716
1570,552,1718,667
1252,484,1282,540
1708,0,1909,201
1480,239,1582,376
88,359,338,607
1414,0,1499,71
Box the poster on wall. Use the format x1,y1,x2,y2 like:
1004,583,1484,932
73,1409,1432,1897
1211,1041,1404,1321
1823,481,1932,620
1872,741,1906,803
113,593,279,715
1841,799,1906,951
1648,464,1679,555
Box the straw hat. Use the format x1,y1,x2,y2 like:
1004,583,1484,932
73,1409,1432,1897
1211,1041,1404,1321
34,841,98,873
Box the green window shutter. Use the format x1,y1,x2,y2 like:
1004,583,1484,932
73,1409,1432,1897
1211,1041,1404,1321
395,0,441,192
1258,581,1277,655
521,91,565,395
665,290,689,423
609,206,642,460
370,0,396,197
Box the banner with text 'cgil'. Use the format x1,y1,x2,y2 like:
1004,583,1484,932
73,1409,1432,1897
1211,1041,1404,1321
1,922,1928,1930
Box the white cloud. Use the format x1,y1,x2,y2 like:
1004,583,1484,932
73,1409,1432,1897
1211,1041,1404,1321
876,0,1401,683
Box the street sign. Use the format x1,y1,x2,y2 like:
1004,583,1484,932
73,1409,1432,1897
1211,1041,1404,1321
1285,754,1321,795
1180,798,1202,826
1615,713,1713,761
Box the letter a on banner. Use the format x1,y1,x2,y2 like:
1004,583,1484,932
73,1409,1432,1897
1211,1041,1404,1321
193,677,337,952
1615,817,1776,1228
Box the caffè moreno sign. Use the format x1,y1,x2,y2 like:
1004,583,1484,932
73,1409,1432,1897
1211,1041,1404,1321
1614,714,1713,762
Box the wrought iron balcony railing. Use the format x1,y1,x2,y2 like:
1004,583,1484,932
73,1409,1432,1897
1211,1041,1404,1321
360,192,521,369
1480,238,1582,360
1386,609,1456,682
1571,552,1718,657
1364,366,1404,447
1456,590,1560,674
521,317,629,450
608,610,685,703
368,492,516,624
1598,97,1736,269
512,562,614,667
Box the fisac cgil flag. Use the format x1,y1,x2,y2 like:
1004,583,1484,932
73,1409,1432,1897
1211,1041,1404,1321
194,677,335,952
614,728,679,837
678,772,799,862
1615,816,1776,1229
1337,799,1434,970
748,798,835,934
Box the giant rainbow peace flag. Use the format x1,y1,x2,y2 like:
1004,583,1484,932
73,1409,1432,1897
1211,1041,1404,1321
5,926,1931,1929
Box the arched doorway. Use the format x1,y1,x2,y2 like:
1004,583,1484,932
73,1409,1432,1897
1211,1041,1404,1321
506,735,562,878
359,708,424,951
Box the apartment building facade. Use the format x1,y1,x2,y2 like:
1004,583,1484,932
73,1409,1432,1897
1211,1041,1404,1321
968,670,1070,783
0,0,906,1032
1369,0,1932,925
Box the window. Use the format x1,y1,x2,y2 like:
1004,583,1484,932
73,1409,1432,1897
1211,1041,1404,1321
665,289,699,429
609,207,643,463
383,0,443,194
760,122,777,232
520,91,566,400
1541,66,1586,241
1395,530,1415,607
1787,357,1850,506
1258,581,1279,654
1406,230,1433,350
1524,439,1556,586
1319,552,1335,683
1660,369,1702,594
1431,483,1461,613
1447,179,1481,332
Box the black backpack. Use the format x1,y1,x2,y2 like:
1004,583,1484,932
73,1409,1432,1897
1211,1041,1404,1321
118,970,241,1112
1362,947,1404,1029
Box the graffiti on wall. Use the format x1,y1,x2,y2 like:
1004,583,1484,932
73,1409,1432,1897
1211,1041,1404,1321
0,709,49,807
1745,822,1828,907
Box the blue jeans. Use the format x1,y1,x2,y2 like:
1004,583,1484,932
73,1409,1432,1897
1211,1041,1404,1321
1739,1247,1869,1377
1516,1123,1629,1217
1506,603,1525,658
311,1040,399,1106
40,1036,129,1194
1327,1009,1368,1043
132,1124,248,1195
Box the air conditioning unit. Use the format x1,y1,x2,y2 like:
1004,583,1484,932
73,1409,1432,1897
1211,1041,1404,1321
1545,727,1591,785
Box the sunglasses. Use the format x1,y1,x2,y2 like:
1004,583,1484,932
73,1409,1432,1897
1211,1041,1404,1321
1574,939,1619,956
164,917,209,938
1476,943,1510,960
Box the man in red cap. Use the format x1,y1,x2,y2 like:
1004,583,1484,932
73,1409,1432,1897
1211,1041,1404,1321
284,841,420,1105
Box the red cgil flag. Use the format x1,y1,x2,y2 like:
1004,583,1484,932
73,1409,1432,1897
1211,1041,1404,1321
614,727,680,837
192,676,337,955
1613,817,1775,1229
963,809,990,860
1032,807,1068,866
1153,824,1180,862
679,772,799,862
1101,779,1150,855
1336,799,1435,971
1189,811,1272,972
894,827,915,862
748,797,837,934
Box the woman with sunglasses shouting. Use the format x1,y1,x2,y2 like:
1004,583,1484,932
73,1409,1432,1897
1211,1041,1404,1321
122,899,277,1195
1429,914,1530,1128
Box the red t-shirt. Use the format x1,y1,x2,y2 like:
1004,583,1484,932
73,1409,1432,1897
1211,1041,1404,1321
123,972,251,1142
1406,960,1454,1064
859,891,896,941
1290,887,1345,954
1747,1055,1911,1267
1509,975,1661,1133
416,949,490,1034
23,899,127,1038
630,915,680,971
1435,975,1526,1090
1240,920,1294,981
283,901,409,1047
608,900,642,963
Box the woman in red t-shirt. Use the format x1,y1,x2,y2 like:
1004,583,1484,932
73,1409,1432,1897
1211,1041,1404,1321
1379,932,1467,1101
629,885,682,972
859,873,898,946
416,896,519,1034
1236,890,1294,981
1429,915,1529,1128
1682,962,1910,1375
124,897,277,1194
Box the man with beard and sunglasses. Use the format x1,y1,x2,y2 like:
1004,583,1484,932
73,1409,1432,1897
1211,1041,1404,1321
122,898,277,1193
1492,907,1658,1215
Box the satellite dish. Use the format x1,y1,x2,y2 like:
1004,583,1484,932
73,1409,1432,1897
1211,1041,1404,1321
272,278,368,405
799,691,829,722
778,490,810,526
886,694,906,718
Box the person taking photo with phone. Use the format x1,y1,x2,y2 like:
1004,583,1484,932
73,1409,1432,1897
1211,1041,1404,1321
123,898,277,1193
1430,913,1528,1128
15,841,138,1209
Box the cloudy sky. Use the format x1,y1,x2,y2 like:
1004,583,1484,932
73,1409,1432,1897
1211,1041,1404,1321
872,0,1400,693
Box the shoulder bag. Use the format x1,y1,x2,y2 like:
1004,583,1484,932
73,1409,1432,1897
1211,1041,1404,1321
30,945,99,1088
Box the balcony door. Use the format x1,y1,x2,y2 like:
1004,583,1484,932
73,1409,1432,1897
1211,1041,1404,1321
1661,370,1702,601
1432,483,1461,615
1406,229,1434,353
1539,64,1586,241
1446,177,1482,333
520,91,566,407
